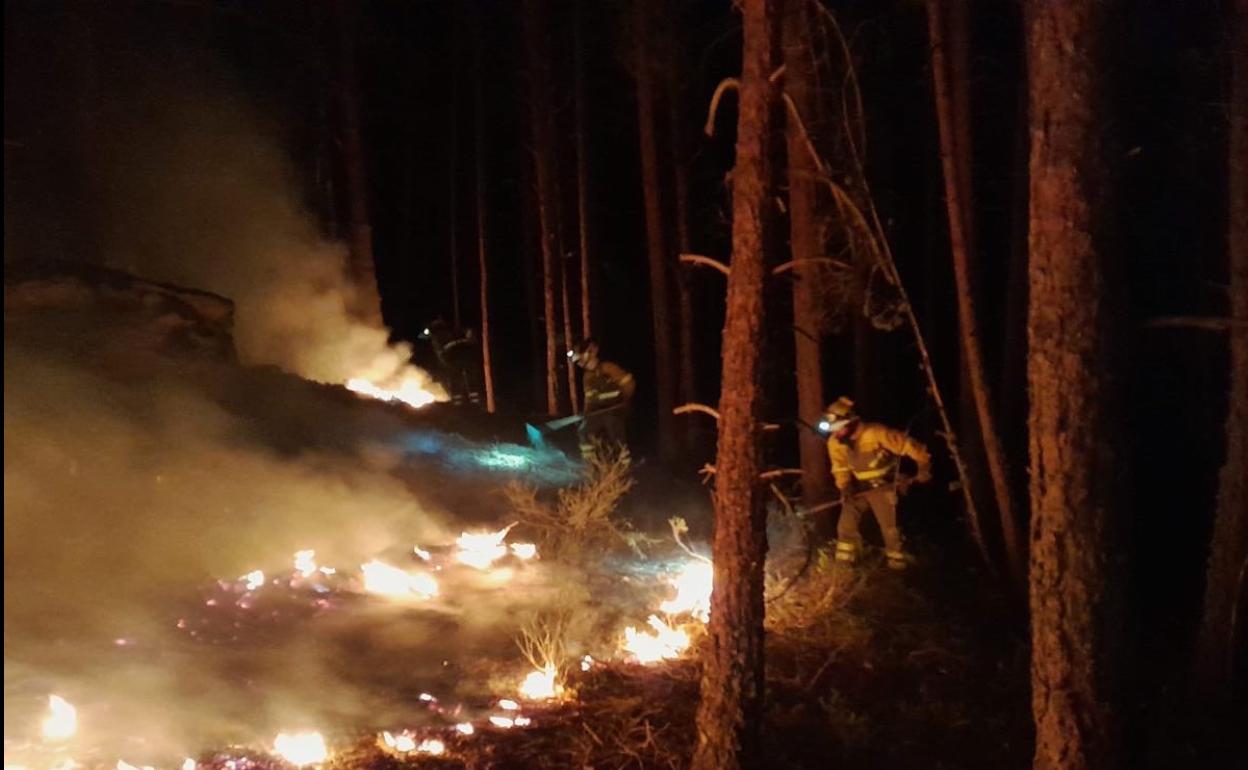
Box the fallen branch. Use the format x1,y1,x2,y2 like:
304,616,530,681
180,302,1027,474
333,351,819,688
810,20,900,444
679,253,730,275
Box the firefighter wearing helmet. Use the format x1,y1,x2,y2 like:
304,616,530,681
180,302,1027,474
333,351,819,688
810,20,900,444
822,397,932,570
568,340,635,460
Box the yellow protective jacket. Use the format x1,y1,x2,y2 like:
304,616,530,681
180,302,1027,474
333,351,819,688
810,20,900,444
584,361,636,412
827,423,931,490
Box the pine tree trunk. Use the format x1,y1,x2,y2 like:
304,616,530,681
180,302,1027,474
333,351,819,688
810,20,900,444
574,1,593,340
782,0,831,507
635,0,678,460
690,0,773,767
928,0,1023,582
1026,3,1122,768
522,0,561,416
448,64,461,331
474,9,496,414
562,248,580,413
1196,0,1248,699
665,13,697,412
332,0,381,325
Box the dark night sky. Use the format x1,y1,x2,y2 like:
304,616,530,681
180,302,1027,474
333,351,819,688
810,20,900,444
3,0,1238,726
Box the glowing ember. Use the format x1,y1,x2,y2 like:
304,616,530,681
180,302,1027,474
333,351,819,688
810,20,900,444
659,560,714,621
241,570,265,591
509,543,537,560
581,654,595,671
293,550,317,578
497,698,520,711
623,615,691,663
346,377,438,410
273,732,328,767
360,560,438,599
116,761,153,770
488,716,515,729
518,664,562,700
454,723,475,736
412,546,432,561
182,759,197,770
514,716,532,727
454,526,513,570
41,695,77,741
418,692,436,703
380,731,416,753
416,739,445,756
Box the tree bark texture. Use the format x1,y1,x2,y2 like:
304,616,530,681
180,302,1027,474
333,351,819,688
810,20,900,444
927,0,1024,582
782,0,832,507
574,1,593,340
1026,3,1122,769
1196,0,1248,698
474,10,497,414
332,0,382,324
522,0,561,416
635,0,678,460
690,0,773,768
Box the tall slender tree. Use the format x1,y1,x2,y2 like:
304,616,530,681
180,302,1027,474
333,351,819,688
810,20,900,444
1196,0,1247,699
665,10,697,413
691,0,774,767
331,0,381,324
927,0,1024,581
1026,2,1123,768
473,6,496,414
574,0,593,340
521,0,561,416
635,0,678,460
782,0,831,506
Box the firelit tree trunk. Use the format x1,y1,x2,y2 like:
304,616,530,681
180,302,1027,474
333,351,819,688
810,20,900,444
474,10,496,414
574,1,593,339
1026,3,1123,769
1197,0,1248,699
635,0,678,461
561,245,580,413
782,0,831,507
690,0,773,768
332,0,382,325
927,0,1024,582
665,11,697,413
522,0,561,416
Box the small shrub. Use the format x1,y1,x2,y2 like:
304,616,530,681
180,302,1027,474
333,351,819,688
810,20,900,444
504,441,636,563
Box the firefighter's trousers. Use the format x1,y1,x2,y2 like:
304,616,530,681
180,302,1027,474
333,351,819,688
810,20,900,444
578,406,628,458
835,486,905,566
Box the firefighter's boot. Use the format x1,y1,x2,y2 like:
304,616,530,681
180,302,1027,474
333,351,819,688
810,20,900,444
834,540,859,566
885,549,914,571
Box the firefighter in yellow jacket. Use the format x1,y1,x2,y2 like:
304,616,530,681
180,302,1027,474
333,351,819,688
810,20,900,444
822,396,932,570
569,340,636,459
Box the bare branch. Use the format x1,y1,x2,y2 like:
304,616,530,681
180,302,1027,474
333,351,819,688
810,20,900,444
760,468,804,480
679,253,731,275
1146,316,1240,331
768,64,787,84
772,256,852,275
675,402,721,421
704,78,741,136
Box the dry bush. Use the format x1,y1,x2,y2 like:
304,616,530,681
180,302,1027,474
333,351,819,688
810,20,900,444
516,610,571,674
504,442,637,563
766,547,870,644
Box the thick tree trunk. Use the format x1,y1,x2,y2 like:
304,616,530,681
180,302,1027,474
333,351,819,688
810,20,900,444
927,0,1024,582
1026,3,1122,769
690,1,773,768
782,0,831,507
574,1,593,340
474,10,496,414
522,0,561,416
635,0,678,460
332,0,381,325
1196,0,1248,699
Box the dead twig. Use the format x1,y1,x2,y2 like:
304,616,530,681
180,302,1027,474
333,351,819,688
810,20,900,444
678,253,730,275
703,77,741,136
